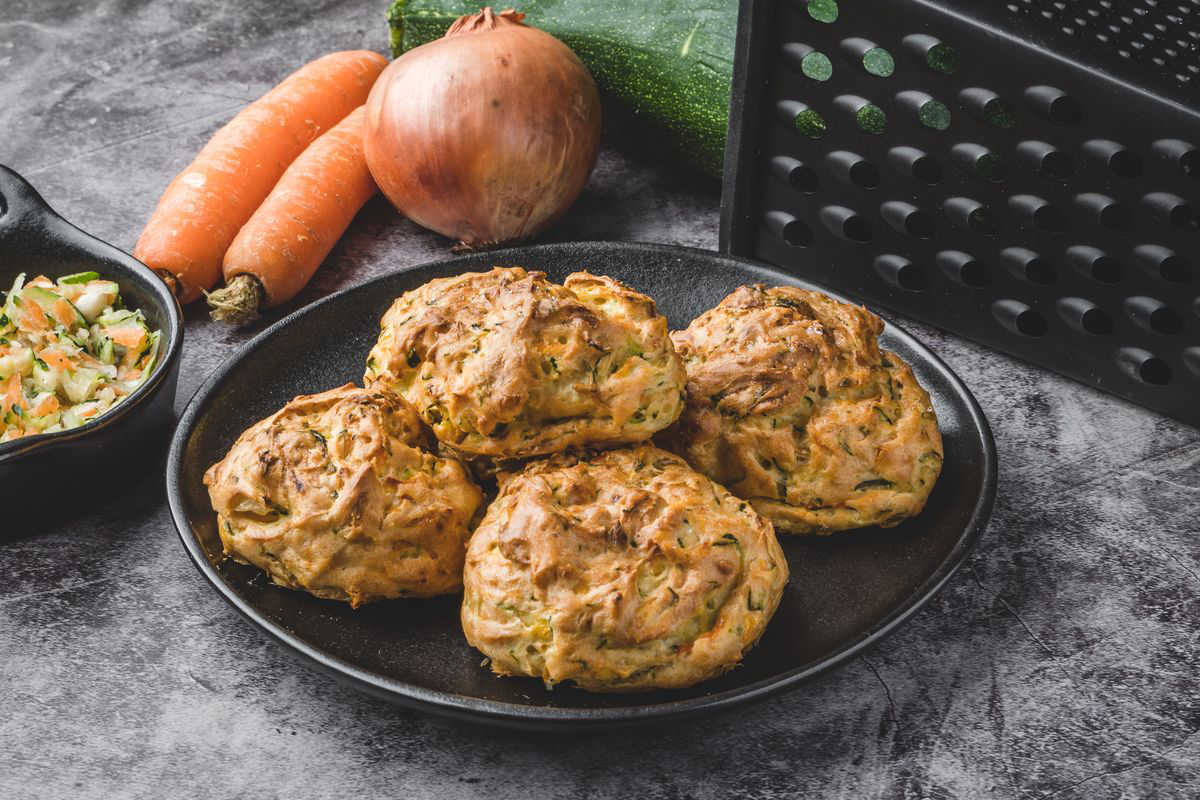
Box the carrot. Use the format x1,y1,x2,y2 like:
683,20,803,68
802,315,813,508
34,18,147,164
2,374,23,416
38,348,74,371
133,50,388,304
208,106,377,324
31,394,59,417
107,326,147,350
52,299,77,327
21,300,50,332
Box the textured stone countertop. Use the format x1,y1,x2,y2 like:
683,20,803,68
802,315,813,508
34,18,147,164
1,2,1197,798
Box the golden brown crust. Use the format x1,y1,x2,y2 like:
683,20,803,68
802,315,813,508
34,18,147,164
203,384,483,606
663,285,943,535
461,444,789,691
363,268,686,459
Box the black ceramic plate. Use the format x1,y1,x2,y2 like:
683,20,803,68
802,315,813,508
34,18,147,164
167,241,996,729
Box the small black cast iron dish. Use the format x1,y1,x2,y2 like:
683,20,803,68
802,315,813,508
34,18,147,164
0,165,183,511
167,241,995,730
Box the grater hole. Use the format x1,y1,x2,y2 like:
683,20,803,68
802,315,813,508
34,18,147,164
882,201,935,238
1183,347,1200,377
1131,244,1191,282
1057,297,1113,335
1076,194,1133,231
944,196,998,235
960,262,989,287
834,95,887,134
765,211,813,247
1141,361,1171,386
1036,206,1068,232
1170,206,1198,230
875,255,928,290
850,162,880,187
958,87,1016,128
1125,296,1182,334
993,299,1048,336
1091,256,1122,283
1010,194,1067,232
1107,149,1143,178
1080,308,1112,335
951,143,1005,181
819,205,872,243
804,0,839,24
888,146,942,184
1144,192,1198,230
841,38,895,77
1101,205,1131,230
1041,151,1074,179
1159,255,1191,282
1086,132,1139,170
1116,347,1171,385
826,151,879,188
770,156,819,193
897,90,952,130
911,156,942,184
843,217,872,242
1180,150,1199,178
1003,247,1056,284
901,34,958,74
1152,139,1198,178
782,43,835,81
937,250,990,287
781,221,812,247
776,100,827,139
1025,85,1083,124
1017,141,1074,179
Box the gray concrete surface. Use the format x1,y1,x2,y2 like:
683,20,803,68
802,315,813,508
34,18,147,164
1,2,1197,798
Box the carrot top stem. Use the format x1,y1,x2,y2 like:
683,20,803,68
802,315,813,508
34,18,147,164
207,274,264,325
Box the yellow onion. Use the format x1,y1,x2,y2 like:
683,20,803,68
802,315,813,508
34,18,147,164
364,7,602,248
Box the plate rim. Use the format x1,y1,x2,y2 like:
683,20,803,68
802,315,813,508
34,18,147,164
166,240,997,730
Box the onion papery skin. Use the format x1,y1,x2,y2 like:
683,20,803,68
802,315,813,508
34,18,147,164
364,9,602,248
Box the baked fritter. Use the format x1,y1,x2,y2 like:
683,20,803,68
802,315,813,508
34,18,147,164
461,444,788,691
664,285,943,535
204,384,483,606
363,268,686,460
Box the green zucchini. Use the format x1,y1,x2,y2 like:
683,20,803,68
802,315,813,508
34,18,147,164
24,286,86,327
386,0,736,177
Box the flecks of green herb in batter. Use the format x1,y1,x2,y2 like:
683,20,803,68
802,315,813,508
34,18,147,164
855,478,895,490
264,498,289,516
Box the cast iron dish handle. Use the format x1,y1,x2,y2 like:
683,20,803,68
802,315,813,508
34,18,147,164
0,164,59,243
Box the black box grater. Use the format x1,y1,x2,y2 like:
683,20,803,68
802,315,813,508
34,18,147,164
719,0,1200,427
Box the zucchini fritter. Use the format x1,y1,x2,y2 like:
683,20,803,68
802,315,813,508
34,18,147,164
461,444,788,691
204,384,483,606
364,268,686,459
664,285,943,535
